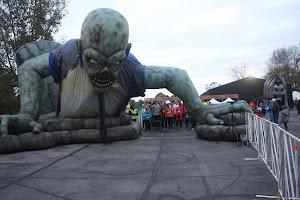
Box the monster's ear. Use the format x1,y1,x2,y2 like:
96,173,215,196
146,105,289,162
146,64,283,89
125,43,132,59
76,39,83,68
76,39,82,57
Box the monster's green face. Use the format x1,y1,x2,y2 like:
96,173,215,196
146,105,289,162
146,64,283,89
80,8,129,93
82,47,127,93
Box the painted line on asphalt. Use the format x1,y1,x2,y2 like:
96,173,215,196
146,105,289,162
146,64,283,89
256,194,279,199
139,136,197,140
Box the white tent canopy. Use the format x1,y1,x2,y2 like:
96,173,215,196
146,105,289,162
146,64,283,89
209,98,221,104
222,98,235,103
293,91,300,101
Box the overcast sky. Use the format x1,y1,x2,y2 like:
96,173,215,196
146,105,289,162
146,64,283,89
55,0,300,99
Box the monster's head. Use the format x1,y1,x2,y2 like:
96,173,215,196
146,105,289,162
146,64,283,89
80,8,130,93
273,78,285,97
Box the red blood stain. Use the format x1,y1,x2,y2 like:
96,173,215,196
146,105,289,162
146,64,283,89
95,32,100,42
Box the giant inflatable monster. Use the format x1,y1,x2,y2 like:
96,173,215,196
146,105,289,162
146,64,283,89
0,8,252,153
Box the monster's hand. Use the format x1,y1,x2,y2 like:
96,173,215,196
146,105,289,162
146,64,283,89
0,114,43,137
195,100,253,125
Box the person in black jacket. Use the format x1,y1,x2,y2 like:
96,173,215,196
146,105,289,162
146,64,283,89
297,100,300,115
272,98,280,124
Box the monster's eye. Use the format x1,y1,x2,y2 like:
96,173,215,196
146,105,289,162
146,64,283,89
113,61,120,65
89,59,98,64
109,60,123,72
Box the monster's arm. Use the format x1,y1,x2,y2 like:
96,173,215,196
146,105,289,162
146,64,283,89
144,66,252,125
0,54,51,136
19,53,51,119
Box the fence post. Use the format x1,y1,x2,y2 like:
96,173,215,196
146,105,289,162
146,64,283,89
295,144,299,199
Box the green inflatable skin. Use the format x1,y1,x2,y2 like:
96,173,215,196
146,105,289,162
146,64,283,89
0,8,252,137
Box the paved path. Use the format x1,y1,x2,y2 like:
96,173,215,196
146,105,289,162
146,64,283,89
0,127,280,200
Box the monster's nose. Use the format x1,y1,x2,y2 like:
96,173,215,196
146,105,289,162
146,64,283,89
99,67,110,77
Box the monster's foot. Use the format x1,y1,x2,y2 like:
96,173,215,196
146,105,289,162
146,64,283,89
195,113,247,142
195,124,246,142
41,116,133,132
0,117,141,154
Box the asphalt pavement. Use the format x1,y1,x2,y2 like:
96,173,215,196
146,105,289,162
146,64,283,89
0,110,299,200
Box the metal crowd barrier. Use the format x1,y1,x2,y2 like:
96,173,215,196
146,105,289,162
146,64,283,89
137,110,143,127
246,112,300,200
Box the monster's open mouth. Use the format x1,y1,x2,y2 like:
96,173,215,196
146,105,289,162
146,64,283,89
92,77,113,88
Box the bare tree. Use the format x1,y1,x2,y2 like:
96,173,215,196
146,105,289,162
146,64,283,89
129,99,136,107
205,82,221,91
0,0,68,114
227,61,261,81
265,45,300,91
155,92,169,98
136,99,144,108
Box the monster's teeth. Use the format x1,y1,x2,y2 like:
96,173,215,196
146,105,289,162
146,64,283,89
92,78,113,87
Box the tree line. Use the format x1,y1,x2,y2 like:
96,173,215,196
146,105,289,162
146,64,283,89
0,0,68,114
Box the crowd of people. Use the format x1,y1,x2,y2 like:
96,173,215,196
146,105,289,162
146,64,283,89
130,98,297,133
249,99,290,131
129,100,199,132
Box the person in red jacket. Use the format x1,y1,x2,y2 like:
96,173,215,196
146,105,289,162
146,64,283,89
165,103,174,131
176,103,184,130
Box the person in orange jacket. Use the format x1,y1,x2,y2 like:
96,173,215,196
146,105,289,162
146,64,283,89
176,103,184,130
165,103,174,130
249,101,256,112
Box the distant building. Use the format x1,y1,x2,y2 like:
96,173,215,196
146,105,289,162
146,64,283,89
201,76,293,108
202,77,265,102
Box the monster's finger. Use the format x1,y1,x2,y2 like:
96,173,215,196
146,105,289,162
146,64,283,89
233,102,253,113
206,113,224,125
241,103,253,113
0,117,9,138
30,121,43,134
